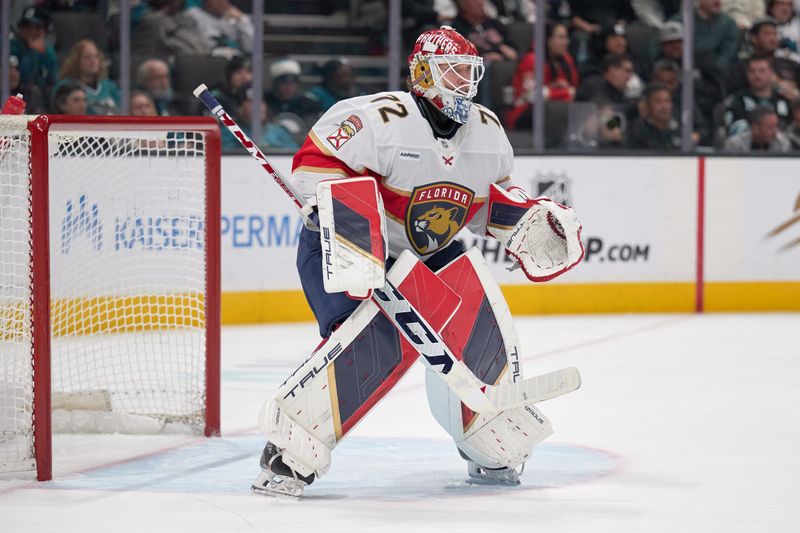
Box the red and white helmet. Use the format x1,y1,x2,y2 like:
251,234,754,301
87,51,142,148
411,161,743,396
408,26,485,124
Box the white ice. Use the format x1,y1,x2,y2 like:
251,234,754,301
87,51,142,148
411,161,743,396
2,313,799,532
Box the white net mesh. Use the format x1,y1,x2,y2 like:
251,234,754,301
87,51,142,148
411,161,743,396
0,117,213,475
0,116,35,474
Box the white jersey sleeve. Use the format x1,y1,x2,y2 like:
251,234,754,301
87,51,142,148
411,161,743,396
291,96,387,204
463,104,518,236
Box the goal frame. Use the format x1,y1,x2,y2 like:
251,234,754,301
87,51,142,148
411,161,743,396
25,115,221,481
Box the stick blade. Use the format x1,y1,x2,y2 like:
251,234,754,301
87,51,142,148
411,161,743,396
488,367,581,411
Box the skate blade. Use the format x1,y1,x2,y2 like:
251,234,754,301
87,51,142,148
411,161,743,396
465,475,521,487
251,471,305,498
251,482,304,498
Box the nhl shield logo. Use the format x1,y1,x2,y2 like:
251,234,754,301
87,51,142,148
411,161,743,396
406,182,474,255
531,171,573,206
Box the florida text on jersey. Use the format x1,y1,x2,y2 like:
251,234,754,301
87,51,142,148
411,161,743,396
291,91,519,259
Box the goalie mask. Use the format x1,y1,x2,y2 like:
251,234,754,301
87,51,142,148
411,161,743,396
408,26,485,124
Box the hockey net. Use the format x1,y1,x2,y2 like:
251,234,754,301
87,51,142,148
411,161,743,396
0,115,220,480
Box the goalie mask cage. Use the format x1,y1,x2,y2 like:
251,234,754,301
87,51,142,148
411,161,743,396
0,115,221,481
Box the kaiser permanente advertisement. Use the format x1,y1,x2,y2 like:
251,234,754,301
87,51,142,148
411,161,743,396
219,155,799,322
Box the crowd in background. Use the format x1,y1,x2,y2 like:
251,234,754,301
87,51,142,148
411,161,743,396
6,0,800,153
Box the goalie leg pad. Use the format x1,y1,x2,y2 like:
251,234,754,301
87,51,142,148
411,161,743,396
260,252,465,484
258,399,331,478
261,246,463,468
426,369,552,471
424,248,523,435
264,300,418,458
458,404,553,470
316,176,388,298
422,248,555,470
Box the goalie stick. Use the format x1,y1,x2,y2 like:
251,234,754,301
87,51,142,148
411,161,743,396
193,84,580,413
374,268,580,412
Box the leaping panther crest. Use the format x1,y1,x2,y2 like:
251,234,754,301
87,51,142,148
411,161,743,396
405,182,474,255
414,206,461,253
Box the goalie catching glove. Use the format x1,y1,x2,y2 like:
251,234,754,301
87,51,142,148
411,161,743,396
486,184,584,282
316,177,388,299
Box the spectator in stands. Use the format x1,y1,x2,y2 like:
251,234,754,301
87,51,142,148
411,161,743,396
568,102,626,150
651,58,681,91
650,58,712,145
10,6,58,93
489,0,535,24
8,54,46,114
51,82,87,115
132,0,210,59
626,83,682,149
640,20,684,79
672,0,741,71
306,60,363,113
585,23,645,99
657,20,684,64
221,83,298,151
130,90,159,116
433,0,459,24
568,0,635,66
266,59,322,129
42,0,102,12
452,0,518,63
54,39,120,116
401,1,444,52
211,56,253,120
186,0,255,57
452,0,519,107
645,20,725,142
769,0,800,52
631,0,682,29
727,17,800,92
723,57,793,134
775,65,800,100
598,22,629,58
506,22,579,129
576,54,636,115
724,105,791,151
722,0,765,31
785,97,800,148
433,0,535,25
570,0,636,30
136,58,182,116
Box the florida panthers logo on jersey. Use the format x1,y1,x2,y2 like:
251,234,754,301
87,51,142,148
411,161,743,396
406,182,474,255
326,114,364,151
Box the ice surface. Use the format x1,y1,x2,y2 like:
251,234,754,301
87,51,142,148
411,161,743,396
2,314,799,532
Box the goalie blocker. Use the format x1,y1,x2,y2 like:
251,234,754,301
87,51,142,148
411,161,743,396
256,248,578,496
316,177,388,299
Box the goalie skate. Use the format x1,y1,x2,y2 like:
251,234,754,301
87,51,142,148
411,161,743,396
466,461,522,486
251,442,315,498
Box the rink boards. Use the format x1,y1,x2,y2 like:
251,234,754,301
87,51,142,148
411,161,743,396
219,155,800,322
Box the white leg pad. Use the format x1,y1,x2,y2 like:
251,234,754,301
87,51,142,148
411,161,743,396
458,404,553,470
258,398,332,478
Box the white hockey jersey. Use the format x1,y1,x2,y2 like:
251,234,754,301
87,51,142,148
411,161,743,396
291,91,519,259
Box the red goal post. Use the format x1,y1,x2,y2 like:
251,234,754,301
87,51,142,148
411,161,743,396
0,115,221,481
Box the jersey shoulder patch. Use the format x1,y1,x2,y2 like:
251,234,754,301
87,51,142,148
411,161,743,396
316,98,371,153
